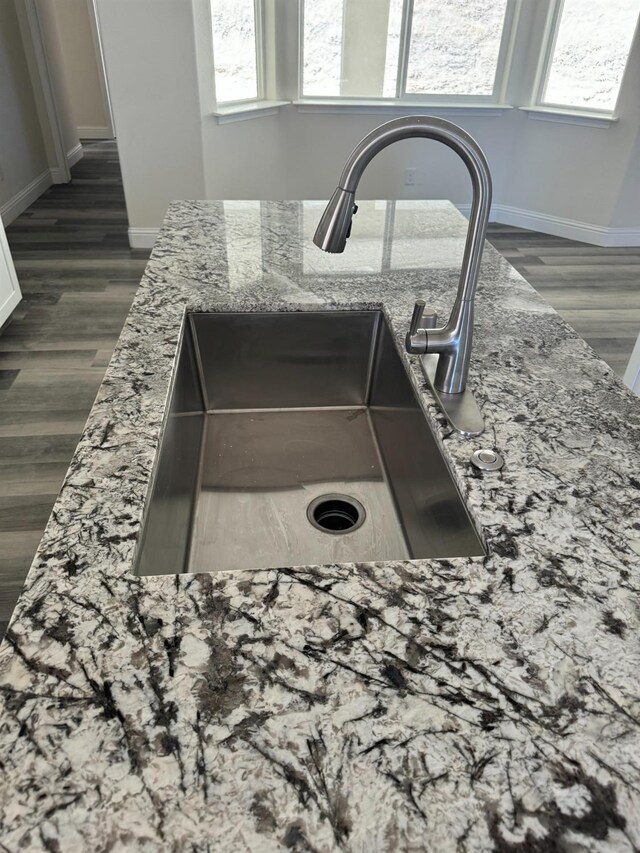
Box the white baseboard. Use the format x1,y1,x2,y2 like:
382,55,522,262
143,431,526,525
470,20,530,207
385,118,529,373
456,203,640,247
67,142,84,169
78,126,113,139
1,142,87,225
457,203,499,221
605,227,640,248
493,205,615,246
0,169,53,226
128,227,160,249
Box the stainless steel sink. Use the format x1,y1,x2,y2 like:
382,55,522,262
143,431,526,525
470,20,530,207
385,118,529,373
135,311,484,576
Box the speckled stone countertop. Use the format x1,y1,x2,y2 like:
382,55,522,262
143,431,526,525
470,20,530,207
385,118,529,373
0,201,639,852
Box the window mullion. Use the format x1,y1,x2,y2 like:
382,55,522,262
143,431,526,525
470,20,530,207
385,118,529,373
254,0,265,99
396,0,414,98
492,0,522,103
339,0,348,97
297,0,304,100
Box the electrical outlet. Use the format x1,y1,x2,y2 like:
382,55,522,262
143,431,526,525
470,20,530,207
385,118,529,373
404,167,416,186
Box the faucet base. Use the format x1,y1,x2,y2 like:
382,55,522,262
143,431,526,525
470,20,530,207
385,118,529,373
421,354,484,437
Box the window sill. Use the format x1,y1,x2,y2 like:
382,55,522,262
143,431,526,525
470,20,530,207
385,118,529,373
519,106,618,128
293,99,513,118
213,100,290,124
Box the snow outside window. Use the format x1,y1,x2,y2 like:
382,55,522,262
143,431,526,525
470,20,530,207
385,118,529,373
301,0,510,99
541,0,640,112
211,0,259,103
405,0,508,96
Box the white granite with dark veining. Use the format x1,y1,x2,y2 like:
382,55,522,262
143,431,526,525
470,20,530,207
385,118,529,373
0,201,639,852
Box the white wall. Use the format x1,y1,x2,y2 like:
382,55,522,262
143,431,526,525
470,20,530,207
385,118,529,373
610,37,640,231
1,0,99,226
0,0,49,217
611,132,640,230
50,0,110,138
96,0,640,247
201,108,513,208
97,0,206,238
36,0,81,158
503,14,640,232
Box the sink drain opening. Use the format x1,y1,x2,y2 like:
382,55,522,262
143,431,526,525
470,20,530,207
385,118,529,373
307,494,366,534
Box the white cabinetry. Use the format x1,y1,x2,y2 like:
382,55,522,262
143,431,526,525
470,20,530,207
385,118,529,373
0,218,22,328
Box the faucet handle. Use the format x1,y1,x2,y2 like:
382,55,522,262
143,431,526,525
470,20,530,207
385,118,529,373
407,300,439,355
409,300,426,336
410,300,439,332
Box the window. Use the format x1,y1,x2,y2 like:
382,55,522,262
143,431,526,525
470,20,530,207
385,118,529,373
302,0,404,98
208,0,639,120
405,0,509,97
301,0,513,101
538,0,640,113
211,0,260,103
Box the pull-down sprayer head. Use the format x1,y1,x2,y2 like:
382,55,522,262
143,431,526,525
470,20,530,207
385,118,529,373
312,188,357,253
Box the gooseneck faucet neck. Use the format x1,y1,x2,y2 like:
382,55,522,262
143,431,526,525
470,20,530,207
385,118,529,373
339,116,491,311
313,115,492,396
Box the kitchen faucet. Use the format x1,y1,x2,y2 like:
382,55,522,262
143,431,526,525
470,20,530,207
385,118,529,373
313,115,491,436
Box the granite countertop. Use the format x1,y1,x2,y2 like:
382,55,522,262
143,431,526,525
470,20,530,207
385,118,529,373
0,201,639,852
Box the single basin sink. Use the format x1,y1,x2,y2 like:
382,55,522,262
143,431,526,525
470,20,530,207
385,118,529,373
135,311,484,576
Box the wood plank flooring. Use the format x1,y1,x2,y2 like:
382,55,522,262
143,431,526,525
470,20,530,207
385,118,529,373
0,142,638,638
486,224,640,377
0,141,149,638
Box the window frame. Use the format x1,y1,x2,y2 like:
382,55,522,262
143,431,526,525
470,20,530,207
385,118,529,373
533,0,638,117
207,0,635,126
212,0,265,107
297,0,521,105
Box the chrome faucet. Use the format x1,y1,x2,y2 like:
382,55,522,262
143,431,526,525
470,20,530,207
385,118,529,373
313,115,492,436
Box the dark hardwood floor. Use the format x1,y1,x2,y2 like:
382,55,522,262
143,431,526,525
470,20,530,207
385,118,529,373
0,141,637,637
0,141,149,638
486,224,640,377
